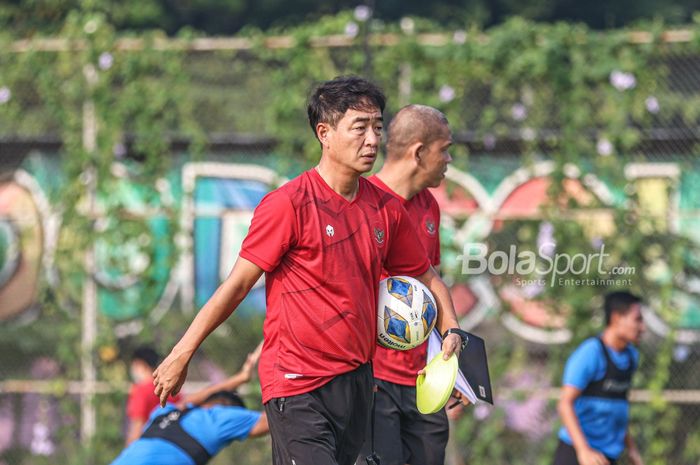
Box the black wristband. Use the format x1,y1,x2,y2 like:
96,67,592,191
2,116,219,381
442,328,469,351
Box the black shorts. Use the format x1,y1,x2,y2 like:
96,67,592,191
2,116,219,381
552,440,617,465
264,363,374,465
359,378,449,465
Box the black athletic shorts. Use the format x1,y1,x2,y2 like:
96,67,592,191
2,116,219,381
264,363,374,465
552,440,617,465
358,378,449,465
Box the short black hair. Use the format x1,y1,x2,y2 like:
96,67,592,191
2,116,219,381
202,390,246,408
131,346,159,369
604,291,642,325
307,75,386,140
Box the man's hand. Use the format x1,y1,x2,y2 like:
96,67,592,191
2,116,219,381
153,351,191,407
441,332,462,360
576,446,610,465
452,389,471,407
446,390,471,420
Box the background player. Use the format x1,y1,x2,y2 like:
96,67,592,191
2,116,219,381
554,291,645,465
111,346,267,465
126,346,182,445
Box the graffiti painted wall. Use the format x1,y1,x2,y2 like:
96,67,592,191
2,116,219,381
4,152,700,346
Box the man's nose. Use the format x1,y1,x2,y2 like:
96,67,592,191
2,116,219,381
366,129,380,146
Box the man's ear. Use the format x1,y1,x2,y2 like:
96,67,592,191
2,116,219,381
609,310,623,327
411,142,424,162
316,123,331,147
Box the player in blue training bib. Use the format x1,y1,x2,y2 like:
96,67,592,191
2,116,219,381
110,346,268,465
553,291,645,465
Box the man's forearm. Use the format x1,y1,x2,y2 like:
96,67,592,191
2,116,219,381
559,399,590,452
417,266,460,333
154,258,264,406
170,262,259,360
170,289,240,359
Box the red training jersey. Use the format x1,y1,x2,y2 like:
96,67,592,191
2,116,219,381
368,175,442,386
126,380,181,422
240,169,430,403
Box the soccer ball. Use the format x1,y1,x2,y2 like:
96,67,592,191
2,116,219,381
377,276,438,351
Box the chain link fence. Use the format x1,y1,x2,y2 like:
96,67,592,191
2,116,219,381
1,30,700,465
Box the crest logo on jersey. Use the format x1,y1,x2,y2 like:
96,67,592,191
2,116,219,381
425,218,436,235
326,224,335,237
374,227,385,244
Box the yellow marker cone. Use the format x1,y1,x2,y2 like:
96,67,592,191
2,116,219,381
416,352,458,414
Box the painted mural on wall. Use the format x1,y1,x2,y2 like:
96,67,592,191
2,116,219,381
90,166,178,323
178,162,286,317
2,155,699,345
0,171,51,323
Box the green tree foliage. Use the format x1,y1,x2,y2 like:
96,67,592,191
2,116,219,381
1,0,698,37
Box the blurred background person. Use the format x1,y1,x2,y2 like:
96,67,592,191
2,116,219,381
554,291,646,465
126,346,182,445
111,345,267,465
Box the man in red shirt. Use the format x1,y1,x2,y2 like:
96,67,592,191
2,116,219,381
126,346,182,445
360,105,455,465
153,76,464,465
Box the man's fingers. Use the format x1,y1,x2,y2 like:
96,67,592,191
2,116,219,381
153,382,163,398
452,390,471,406
442,334,460,359
593,452,609,465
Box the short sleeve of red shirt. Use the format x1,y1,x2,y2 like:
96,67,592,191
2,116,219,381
383,204,431,277
239,189,297,272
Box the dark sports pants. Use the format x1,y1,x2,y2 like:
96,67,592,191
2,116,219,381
552,440,617,465
265,364,373,465
358,378,449,465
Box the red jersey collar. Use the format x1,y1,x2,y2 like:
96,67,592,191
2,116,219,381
309,167,365,205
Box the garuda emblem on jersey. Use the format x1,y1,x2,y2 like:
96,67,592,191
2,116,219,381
374,227,385,244
425,218,436,235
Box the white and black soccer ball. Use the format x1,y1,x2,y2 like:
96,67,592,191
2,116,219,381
377,276,438,351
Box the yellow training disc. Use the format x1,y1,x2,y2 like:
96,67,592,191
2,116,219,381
416,352,458,414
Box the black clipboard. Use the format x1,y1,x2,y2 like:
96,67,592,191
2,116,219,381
456,331,494,405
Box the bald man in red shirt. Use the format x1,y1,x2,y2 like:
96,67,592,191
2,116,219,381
153,77,463,465
360,105,455,465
